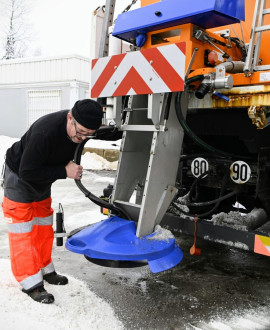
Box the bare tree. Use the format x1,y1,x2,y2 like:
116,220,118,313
0,0,33,59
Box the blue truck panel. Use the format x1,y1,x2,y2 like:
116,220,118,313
113,0,245,43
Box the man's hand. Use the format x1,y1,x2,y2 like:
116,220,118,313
65,161,83,180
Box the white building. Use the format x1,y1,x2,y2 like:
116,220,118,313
0,55,91,138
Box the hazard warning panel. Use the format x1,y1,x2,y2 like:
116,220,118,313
91,42,186,98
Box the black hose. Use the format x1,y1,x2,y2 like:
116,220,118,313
94,125,122,140
173,162,235,218
188,170,209,202
164,92,172,121
175,91,255,161
186,190,236,207
185,75,205,86
172,189,236,218
73,128,131,220
175,92,233,157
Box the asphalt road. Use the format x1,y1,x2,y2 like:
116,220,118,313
52,232,270,329
1,172,270,329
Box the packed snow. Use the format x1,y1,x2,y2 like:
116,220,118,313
147,225,175,242
211,208,268,231
0,259,123,330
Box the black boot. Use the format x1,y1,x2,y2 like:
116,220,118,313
22,285,54,304
43,271,68,285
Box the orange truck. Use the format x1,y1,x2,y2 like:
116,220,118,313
87,0,270,263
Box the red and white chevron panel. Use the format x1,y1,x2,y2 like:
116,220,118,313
91,42,186,98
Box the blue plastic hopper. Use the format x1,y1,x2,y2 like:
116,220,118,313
65,216,183,273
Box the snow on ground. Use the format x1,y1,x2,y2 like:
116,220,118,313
0,135,123,330
81,152,118,170
85,139,121,150
82,138,121,171
0,259,123,330
205,309,270,330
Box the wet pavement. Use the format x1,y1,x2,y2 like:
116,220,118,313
52,232,270,329
1,171,270,329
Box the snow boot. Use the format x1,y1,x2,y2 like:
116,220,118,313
43,271,68,285
22,285,54,304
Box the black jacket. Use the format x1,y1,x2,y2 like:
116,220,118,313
6,110,77,191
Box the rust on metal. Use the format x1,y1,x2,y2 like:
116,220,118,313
211,85,270,108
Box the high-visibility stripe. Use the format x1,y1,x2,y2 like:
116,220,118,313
99,50,170,98
142,45,185,90
34,215,53,226
175,42,186,54
113,66,153,96
91,56,112,87
254,235,270,256
91,42,186,97
41,261,55,275
6,215,53,232
91,54,126,97
7,220,34,233
144,44,185,91
92,58,98,69
20,270,43,291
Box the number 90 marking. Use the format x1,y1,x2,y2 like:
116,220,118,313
191,158,209,178
230,161,251,184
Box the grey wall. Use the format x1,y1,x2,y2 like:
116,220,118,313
0,84,80,138
0,88,27,138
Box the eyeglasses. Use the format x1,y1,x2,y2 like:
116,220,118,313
73,120,95,138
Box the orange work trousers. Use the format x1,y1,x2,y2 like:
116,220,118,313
2,195,55,291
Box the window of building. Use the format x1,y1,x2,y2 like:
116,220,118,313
27,89,62,127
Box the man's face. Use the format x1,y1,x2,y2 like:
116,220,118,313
67,113,96,143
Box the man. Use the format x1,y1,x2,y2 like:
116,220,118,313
1,99,103,304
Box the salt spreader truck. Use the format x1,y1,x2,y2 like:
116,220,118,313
65,0,270,272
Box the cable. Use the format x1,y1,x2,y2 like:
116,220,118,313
188,170,209,202
172,190,236,218
186,190,237,207
164,92,172,121
185,75,205,86
73,127,131,220
173,164,236,218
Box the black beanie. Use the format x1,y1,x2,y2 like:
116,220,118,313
72,99,103,130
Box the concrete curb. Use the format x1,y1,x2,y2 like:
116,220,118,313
83,147,120,162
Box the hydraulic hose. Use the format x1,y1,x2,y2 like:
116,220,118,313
73,128,131,220
188,170,210,203
172,192,235,218
186,190,236,207
173,163,236,218
175,91,255,161
185,75,205,86
176,91,234,158
164,92,172,121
